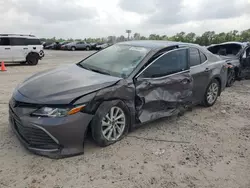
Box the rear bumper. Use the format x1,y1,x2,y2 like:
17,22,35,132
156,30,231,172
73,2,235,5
9,106,94,158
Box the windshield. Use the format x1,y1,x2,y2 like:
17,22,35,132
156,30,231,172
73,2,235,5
78,44,150,78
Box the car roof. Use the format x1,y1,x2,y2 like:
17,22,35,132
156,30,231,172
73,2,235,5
118,40,201,50
0,34,38,39
208,41,246,47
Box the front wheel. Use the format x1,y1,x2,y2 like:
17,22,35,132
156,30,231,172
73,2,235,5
71,46,76,51
91,101,130,147
203,79,220,107
86,46,90,51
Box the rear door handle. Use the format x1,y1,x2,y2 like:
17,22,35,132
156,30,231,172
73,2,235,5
205,68,210,72
23,48,28,50
33,47,36,50
181,78,191,85
5,48,10,50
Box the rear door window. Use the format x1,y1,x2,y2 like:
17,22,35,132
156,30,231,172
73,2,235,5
0,38,10,45
26,39,41,45
141,49,188,78
10,38,26,46
190,48,201,67
199,51,207,63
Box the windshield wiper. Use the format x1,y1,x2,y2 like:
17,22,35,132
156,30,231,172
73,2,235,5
88,68,111,75
78,64,110,75
77,63,90,70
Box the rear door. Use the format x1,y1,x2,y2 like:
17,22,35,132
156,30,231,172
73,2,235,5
134,48,193,123
10,37,26,62
0,37,12,62
189,48,210,104
77,42,86,50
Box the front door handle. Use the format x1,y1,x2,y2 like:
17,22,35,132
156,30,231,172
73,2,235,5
23,48,28,50
5,48,10,50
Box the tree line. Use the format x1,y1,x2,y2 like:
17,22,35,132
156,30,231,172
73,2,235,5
41,28,250,46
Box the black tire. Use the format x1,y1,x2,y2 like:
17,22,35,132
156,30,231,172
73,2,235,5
71,46,76,51
91,101,130,147
86,46,90,51
27,53,39,65
203,79,220,107
226,69,235,87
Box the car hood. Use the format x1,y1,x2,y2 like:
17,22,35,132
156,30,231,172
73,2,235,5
15,64,121,104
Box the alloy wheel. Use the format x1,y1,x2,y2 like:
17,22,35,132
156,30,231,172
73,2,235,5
101,107,126,141
206,82,219,104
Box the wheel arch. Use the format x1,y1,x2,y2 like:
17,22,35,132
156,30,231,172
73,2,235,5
26,51,39,60
88,99,132,129
212,76,222,96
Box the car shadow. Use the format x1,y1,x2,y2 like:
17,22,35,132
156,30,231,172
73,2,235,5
82,106,198,152
5,63,29,67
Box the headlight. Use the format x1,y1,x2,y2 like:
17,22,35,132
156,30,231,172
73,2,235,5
31,105,85,117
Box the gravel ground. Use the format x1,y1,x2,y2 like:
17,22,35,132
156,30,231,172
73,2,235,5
0,50,250,188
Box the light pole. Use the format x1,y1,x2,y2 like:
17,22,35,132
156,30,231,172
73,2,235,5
126,30,132,40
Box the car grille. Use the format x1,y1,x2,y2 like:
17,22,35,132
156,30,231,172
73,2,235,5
9,107,59,150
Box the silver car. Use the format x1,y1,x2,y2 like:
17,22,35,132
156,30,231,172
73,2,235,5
62,41,91,51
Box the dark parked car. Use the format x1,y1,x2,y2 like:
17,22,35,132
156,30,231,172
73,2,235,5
61,41,91,51
207,42,250,85
51,41,70,50
9,41,228,158
43,42,54,49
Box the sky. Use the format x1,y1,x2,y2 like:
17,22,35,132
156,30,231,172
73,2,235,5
1,0,250,39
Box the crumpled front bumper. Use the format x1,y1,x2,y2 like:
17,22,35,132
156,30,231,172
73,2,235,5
9,106,93,159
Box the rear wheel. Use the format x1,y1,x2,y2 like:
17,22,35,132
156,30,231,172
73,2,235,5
91,101,129,147
71,46,76,51
203,79,220,107
86,46,90,51
226,69,235,87
26,53,39,65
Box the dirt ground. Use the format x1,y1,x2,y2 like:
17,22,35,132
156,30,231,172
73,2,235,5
0,50,249,188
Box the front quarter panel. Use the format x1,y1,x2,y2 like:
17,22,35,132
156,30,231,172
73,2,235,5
78,79,137,127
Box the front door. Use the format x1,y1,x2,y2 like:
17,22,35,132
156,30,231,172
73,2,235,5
0,37,12,62
135,48,193,123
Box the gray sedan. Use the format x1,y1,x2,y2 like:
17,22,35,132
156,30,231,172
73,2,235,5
9,41,228,158
61,41,91,51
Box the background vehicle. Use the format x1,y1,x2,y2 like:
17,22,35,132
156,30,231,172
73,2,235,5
43,42,55,49
0,34,44,65
95,43,110,50
207,42,250,85
62,41,91,51
51,41,70,50
9,41,228,158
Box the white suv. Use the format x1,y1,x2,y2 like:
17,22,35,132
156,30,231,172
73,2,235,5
0,34,44,65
